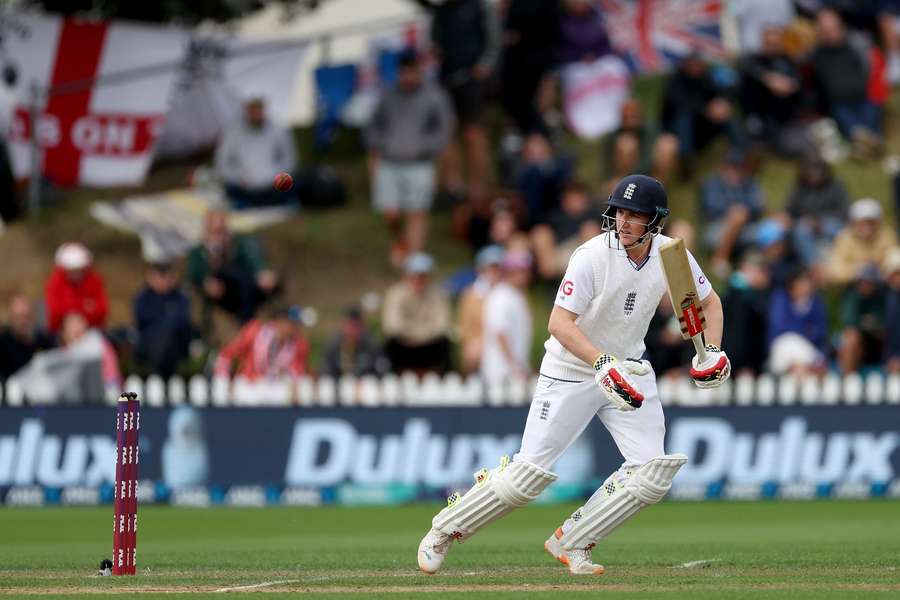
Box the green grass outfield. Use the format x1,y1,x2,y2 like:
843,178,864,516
1,501,899,598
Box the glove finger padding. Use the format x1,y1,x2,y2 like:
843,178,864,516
622,358,651,376
690,345,731,388
594,354,644,411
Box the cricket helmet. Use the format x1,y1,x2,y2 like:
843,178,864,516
602,174,670,245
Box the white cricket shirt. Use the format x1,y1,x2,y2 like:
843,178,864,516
481,282,533,382
540,232,712,381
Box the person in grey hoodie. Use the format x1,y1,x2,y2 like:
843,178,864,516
215,97,298,209
366,49,455,266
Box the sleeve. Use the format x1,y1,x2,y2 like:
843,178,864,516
554,248,595,315
839,292,859,328
826,233,856,286
175,292,192,331
886,294,900,360
686,250,713,300
747,182,765,220
214,127,239,182
478,0,502,71
364,95,387,153
483,290,505,334
430,290,452,338
133,292,149,333
85,276,109,328
321,336,342,377
381,286,404,337
766,290,789,350
213,323,253,377
275,127,297,173
811,296,830,349
101,339,122,388
290,338,310,376
185,247,207,288
44,273,64,333
427,90,456,157
236,236,267,274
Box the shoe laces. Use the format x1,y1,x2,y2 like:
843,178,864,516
572,543,596,563
428,530,453,555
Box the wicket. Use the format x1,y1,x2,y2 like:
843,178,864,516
112,392,140,575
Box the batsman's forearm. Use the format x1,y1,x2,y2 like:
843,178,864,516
548,310,603,367
701,290,724,348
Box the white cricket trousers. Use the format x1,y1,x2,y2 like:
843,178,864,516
514,365,666,477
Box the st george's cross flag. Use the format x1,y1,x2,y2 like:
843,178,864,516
0,10,187,187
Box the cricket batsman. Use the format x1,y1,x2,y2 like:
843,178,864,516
418,174,731,575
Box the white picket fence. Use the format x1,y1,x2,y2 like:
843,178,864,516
1,372,900,408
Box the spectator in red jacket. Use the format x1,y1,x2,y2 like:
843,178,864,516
45,243,109,333
213,304,310,380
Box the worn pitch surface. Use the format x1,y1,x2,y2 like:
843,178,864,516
1,501,898,598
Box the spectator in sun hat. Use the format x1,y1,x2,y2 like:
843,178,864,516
457,244,505,373
45,242,109,333
382,252,452,373
826,198,898,287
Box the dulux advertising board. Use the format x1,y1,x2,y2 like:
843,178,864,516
0,406,898,505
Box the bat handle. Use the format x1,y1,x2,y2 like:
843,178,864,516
692,335,708,365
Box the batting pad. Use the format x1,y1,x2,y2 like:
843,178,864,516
560,454,687,551
432,458,558,540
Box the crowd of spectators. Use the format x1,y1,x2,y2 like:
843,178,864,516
4,0,900,401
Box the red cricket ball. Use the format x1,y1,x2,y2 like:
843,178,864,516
274,172,293,192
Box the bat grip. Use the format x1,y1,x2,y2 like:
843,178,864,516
692,335,708,365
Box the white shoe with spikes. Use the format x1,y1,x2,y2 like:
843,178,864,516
418,528,454,574
544,527,605,575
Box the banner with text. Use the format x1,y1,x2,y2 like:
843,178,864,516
0,406,897,506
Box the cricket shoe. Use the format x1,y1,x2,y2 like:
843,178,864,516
544,527,605,575
418,528,454,574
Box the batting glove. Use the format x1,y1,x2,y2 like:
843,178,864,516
593,354,645,411
690,344,731,388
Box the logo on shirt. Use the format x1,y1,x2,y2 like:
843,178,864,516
624,291,636,315
698,275,706,285
623,183,636,200
561,280,574,296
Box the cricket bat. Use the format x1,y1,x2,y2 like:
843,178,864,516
658,238,709,365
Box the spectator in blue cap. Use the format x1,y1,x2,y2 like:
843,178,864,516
755,218,800,289
457,245,505,373
382,252,452,373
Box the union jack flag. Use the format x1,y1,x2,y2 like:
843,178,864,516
599,0,724,73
